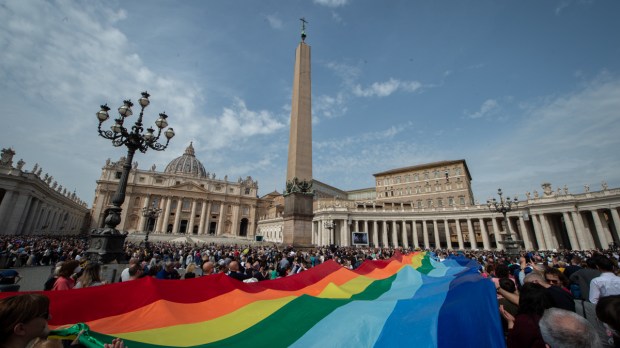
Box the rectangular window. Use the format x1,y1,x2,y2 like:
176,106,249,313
448,197,454,206
460,197,465,205
417,201,423,208
427,199,433,207
245,187,251,195
139,177,145,182
438,199,443,207
115,171,122,179
211,203,220,213
182,199,191,210
155,178,163,184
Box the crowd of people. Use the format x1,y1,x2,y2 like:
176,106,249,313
1,234,620,347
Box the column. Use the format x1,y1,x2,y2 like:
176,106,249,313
591,210,609,248
443,219,452,250
381,221,389,247
402,220,409,248
23,198,41,234
188,200,198,234
467,219,477,250
198,200,207,235
456,219,465,250
15,195,34,235
0,190,16,230
518,216,534,250
7,194,30,235
433,220,440,249
344,219,351,246
137,195,151,232
539,214,555,250
422,220,429,249
33,203,46,234
610,208,620,244
231,204,240,236
172,198,182,234
372,220,379,247
204,201,212,235
561,212,580,250
412,220,419,249
599,210,614,246
491,217,504,250
160,197,172,233
217,203,226,235
479,218,491,250
531,215,546,250
392,220,399,247
317,220,323,246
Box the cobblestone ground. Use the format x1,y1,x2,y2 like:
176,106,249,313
4,234,273,292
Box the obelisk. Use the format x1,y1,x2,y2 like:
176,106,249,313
283,18,314,246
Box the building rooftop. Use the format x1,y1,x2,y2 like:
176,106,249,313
373,159,472,181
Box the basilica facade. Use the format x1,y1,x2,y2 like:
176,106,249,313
90,143,260,237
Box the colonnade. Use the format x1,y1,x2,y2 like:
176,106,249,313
311,205,620,250
0,188,87,235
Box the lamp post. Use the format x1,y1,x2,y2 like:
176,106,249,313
87,91,174,263
142,202,162,248
324,215,335,246
487,188,522,260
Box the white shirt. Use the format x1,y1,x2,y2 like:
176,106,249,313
589,272,620,304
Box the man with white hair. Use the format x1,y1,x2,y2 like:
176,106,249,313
539,308,600,348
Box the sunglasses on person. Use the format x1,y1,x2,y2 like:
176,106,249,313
545,278,560,285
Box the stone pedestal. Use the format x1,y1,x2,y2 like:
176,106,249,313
282,193,313,247
86,233,128,264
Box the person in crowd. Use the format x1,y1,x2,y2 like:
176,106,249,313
43,262,63,291
564,255,582,279
0,293,51,348
544,267,570,291
499,272,575,312
498,277,519,335
184,263,197,279
51,260,80,291
500,282,552,348
570,257,601,301
590,255,620,304
202,261,215,276
120,258,139,282
539,308,601,348
126,264,143,281
74,262,106,288
596,295,620,348
227,261,251,281
156,261,180,280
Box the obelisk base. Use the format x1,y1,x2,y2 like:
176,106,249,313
282,193,314,247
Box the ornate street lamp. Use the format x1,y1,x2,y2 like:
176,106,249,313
487,188,522,260
88,92,174,263
324,215,335,246
142,202,162,248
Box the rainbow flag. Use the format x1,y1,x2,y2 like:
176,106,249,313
39,252,503,347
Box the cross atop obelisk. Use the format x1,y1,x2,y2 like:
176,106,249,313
300,17,308,42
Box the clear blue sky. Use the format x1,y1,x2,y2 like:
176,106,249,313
1,0,619,206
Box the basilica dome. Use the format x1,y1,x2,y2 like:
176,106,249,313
164,142,207,178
